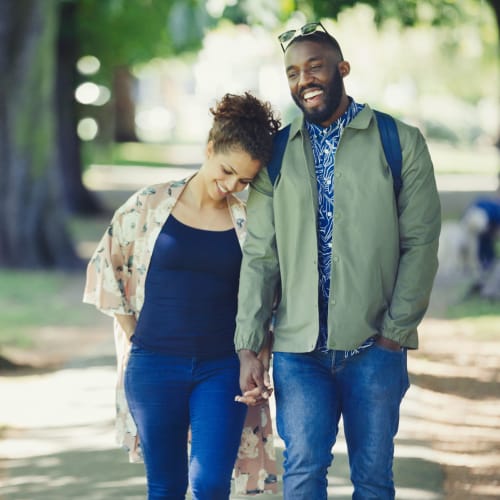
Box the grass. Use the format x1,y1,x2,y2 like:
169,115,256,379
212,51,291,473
0,213,111,350
0,270,99,348
447,294,500,320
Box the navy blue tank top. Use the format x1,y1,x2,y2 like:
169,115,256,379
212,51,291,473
132,214,242,358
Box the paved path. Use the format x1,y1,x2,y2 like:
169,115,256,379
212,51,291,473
0,325,444,499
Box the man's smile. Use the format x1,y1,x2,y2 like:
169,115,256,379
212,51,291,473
302,88,324,105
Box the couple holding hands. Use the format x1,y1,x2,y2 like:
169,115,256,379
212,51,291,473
85,21,440,500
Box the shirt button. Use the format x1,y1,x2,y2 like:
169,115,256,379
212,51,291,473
328,243,332,248
326,179,332,185
327,211,332,217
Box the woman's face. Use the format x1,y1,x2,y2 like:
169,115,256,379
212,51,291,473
203,141,262,200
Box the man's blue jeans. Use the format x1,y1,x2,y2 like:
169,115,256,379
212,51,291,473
273,344,409,499
125,345,247,500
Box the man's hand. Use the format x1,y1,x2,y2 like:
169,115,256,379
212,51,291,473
235,349,273,406
376,336,401,352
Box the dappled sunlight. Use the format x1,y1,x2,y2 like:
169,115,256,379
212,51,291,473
0,447,147,499
0,365,116,429
406,316,500,496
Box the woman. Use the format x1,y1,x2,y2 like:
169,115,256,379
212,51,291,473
83,92,280,499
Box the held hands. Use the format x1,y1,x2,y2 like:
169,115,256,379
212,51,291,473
235,349,273,407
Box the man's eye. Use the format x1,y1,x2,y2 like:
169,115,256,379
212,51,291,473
287,72,297,80
222,168,232,175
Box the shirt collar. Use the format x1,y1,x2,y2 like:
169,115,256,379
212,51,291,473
305,97,363,138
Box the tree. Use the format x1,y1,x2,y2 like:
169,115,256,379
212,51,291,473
301,0,499,35
0,0,80,269
57,0,213,214
0,0,214,268
56,0,103,215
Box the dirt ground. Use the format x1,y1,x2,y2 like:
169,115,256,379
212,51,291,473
2,284,499,499
411,316,500,498
409,273,500,499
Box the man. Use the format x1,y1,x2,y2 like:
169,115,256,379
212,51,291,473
234,22,441,499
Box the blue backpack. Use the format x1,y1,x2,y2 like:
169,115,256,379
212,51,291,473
267,110,402,198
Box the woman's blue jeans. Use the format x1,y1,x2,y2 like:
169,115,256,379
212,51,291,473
124,345,247,500
273,344,409,500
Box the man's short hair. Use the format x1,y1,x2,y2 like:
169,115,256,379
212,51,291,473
288,31,344,60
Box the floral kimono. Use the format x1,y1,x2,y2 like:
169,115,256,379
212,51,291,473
83,176,277,495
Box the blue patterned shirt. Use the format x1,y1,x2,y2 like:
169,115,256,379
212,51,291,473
306,99,376,356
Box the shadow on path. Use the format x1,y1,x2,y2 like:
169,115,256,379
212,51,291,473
0,333,444,499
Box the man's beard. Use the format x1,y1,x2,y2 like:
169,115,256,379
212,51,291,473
292,66,343,125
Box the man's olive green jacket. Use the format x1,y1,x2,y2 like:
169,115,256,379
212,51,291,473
235,105,441,353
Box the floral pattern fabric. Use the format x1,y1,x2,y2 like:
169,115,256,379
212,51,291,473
234,404,278,494
83,175,277,494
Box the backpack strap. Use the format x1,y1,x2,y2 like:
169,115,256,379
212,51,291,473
267,114,402,198
267,124,291,186
374,110,402,198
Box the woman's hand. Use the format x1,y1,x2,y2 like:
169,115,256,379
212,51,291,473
235,349,273,406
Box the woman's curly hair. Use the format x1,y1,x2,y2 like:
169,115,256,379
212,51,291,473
208,92,281,167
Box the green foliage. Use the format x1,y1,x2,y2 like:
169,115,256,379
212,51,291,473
226,0,498,36
307,0,494,30
72,0,215,79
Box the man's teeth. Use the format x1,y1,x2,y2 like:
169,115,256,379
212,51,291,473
304,89,322,100
217,182,228,193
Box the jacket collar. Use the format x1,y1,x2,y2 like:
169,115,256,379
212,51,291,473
288,102,375,138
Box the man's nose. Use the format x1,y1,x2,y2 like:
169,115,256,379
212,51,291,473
298,69,314,89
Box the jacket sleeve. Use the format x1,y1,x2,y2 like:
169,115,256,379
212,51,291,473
234,169,281,353
381,128,441,344
82,200,137,317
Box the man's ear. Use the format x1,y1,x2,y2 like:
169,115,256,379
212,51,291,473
339,61,350,77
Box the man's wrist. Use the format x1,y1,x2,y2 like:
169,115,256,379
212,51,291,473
237,349,258,360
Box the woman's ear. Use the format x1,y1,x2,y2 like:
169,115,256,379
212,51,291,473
206,140,215,158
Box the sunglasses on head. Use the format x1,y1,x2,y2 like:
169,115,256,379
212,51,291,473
278,22,329,52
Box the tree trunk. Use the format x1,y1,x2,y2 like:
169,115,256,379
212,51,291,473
0,0,81,269
56,1,103,215
113,65,139,142
487,0,500,153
